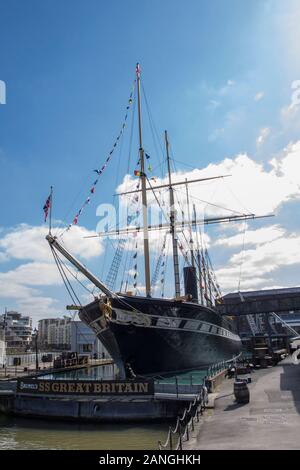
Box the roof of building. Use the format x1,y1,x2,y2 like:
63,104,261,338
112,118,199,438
224,287,300,299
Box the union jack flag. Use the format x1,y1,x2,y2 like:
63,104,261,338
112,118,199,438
43,193,51,222
136,63,141,78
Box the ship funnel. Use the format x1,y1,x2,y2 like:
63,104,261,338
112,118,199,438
183,266,198,302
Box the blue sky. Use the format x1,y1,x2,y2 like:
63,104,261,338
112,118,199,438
1,0,300,323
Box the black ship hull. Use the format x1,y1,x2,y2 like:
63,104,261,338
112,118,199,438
80,294,241,378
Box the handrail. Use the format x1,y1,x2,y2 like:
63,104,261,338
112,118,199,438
158,388,207,450
158,360,230,450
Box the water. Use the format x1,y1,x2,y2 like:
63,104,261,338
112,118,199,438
156,369,208,385
40,363,209,384
0,415,168,450
40,363,116,381
0,364,209,449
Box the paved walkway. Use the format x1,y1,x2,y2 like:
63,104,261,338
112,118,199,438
184,357,300,450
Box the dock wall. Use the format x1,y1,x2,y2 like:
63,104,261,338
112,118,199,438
207,370,227,392
0,394,185,422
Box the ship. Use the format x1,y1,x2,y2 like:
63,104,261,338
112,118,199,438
47,64,269,379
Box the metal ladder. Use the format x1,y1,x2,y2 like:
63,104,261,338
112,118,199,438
151,234,167,294
246,314,260,335
238,291,261,335
269,311,300,338
105,238,126,291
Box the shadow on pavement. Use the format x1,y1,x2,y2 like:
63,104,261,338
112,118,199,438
223,402,248,412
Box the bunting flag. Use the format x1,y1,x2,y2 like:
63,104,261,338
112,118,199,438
65,79,136,231
43,193,52,222
123,181,140,292
132,239,138,290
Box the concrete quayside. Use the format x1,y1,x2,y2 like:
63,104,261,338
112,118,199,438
183,356,300,450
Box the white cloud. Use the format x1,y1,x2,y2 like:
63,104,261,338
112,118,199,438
117,140,300,295
216,231,300,292
0,262,62,287
256,127,271,147
254,91,264,102
0,224,103,262
17,296,60,319
215,225,285,248
118,140,300,217
230,235,300,272
0,279,39,300
0,224,103,322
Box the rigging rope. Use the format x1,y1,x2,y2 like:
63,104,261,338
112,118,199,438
59,78,136,235
237,221,247,292
141,82,165,178
50,246,102,344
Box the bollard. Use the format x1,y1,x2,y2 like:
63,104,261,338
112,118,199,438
169,427,173,450
178,423,183,450
186,421,189,441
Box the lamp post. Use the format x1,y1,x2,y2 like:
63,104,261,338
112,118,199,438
34,328,39,371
